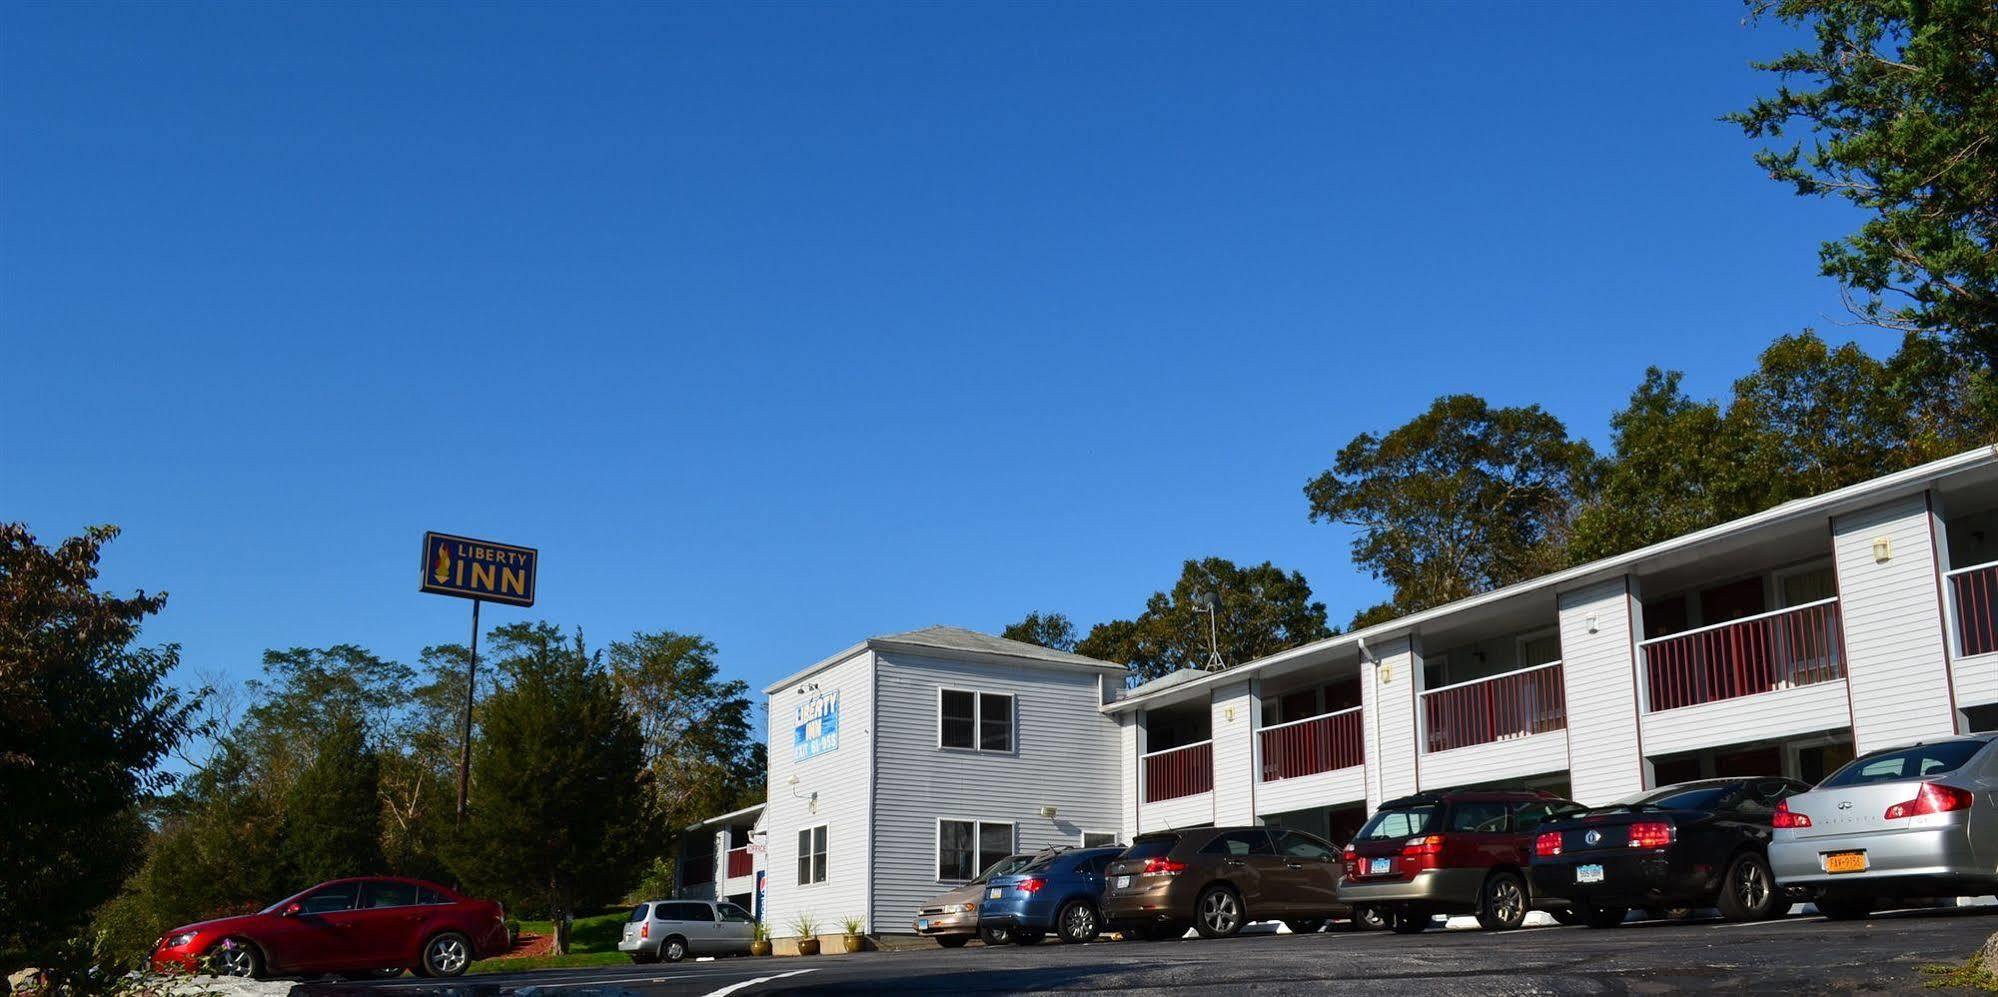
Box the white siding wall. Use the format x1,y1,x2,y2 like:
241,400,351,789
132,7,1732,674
1364,637,1419,808
1640,681,1851,759
1119,712,1140,842
1418,730,1568,791
1255,763,1367,817
1834,493,1958,753
763,650,875,939
1211,681,1256,824
870,653,1123,932
1138,790,1214,832
1558,577,1646,804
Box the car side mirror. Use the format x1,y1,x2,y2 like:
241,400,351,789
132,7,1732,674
280,903,303,918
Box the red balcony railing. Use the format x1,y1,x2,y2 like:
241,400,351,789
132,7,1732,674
1949,561,1998,657
726,846,754,879
1639,597,1842,712
1421,662,1566,753
1259,707,1363,781
1143,740,1213,803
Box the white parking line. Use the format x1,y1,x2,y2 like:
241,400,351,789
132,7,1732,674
700,968,819,997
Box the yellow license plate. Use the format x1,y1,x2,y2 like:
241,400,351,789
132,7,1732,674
1825,851,1868,874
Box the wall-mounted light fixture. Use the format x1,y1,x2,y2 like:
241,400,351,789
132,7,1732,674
1038,805,1058,818
1873,537,1893,563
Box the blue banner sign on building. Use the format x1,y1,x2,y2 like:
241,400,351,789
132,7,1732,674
421,532,538,607
793,689,841,762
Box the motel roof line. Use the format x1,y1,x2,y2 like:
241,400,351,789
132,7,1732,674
764,624,1126,696
1101,443,1998,715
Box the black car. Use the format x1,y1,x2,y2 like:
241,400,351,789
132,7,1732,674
1527,777,1811,927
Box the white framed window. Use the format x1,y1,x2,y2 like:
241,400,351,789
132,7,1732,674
796,825,828,886
1775,561,1837,607
1080,831,1119,848
938,688,1014,752
936,818,1014,881
1515,628,1562,667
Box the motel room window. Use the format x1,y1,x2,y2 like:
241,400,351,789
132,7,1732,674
1080,831,1119,848
939,689,1014,752
938,819,1013,881
796,825,827,885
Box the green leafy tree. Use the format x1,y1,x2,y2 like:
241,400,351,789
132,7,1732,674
609,631,763,830
282,715,386,886
450,623,649,952
1731,0,1998,366
1000,612,1079,653
1304,395,1596,621
0,524,203,971
1075,558,1333,682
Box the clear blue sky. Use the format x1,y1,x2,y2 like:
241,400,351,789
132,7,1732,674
6,4,1865,720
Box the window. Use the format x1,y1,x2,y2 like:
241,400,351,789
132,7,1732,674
797,825,828,885
1446,802,1510,833
939,689,1014,752
1200,829,1274,856
1278,831,1337,861
1080,831,1119,848
1822,741,1987,787
361,881,419,909
938,819,1014,881
627,905,650,923
416,887,448,905
1779,564,1837,607
1122,834,1180,859
1355,807,1435,841
1517,630,1562,667
718,903,755,924
291,883,359,915
1511,801,1579,832
658,902,712,922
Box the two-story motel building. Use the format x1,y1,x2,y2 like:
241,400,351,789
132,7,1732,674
680,445,1998,942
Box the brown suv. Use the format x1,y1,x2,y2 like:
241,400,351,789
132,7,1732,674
1338,790,1584,933
1102,826,1348,939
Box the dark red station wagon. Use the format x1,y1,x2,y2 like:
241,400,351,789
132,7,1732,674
151,877,508,979
1337,790,1584,933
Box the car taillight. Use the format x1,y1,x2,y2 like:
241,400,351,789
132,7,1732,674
1772,799,1811,828
1018,877,1046,894
1626,821,1674,850
1143,857,1186,875
1885,782,1974,820
1534,831,1563,857
1400,834,1444,870
1341,845,1358,876
640,922,649,939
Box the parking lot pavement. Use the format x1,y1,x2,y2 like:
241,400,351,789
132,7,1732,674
295,905,1998,996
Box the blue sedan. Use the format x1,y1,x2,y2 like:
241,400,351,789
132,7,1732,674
977,846,1123,945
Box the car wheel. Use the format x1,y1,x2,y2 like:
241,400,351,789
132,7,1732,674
1013,931,1046,946
1057,901,1102,943
936,935,969,948
1581,904,1627,929
1352,907,1387,931
1195,886,1245,938
1476,871,1529,931
1717,852,1782,921
1284,918,1326,935
1549,906,1580,926
1388,910,1431,934
979,923,1014,946
662,935,690,962
1816,896,1872,921
208,939,263,979
422,932,473,977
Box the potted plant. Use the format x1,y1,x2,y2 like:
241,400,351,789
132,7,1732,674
750,921,772,957
840,916,866,954
792,913,820,956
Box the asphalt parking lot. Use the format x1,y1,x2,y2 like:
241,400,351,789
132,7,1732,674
295,905,1998,996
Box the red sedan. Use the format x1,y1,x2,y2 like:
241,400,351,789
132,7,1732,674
151,877,508,979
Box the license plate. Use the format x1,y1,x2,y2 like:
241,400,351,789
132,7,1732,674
988,888,1003,899
1115,875,1131,889
1825,851,1868,874
1575,864,1605,884
917,919,929,931
1369,857,1392,875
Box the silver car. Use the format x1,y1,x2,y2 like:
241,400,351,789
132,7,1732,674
618,899,758,963
1769,734,1998,919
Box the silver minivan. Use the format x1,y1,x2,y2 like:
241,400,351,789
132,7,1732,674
619,899,758,963
1769,734,1998,919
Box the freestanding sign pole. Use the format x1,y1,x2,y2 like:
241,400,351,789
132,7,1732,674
456,597,481,822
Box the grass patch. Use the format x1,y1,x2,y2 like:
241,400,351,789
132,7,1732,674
470,909,633,973
471,950,632,974
1921,955,1998,991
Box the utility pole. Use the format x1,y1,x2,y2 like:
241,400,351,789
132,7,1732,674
456,598,480,821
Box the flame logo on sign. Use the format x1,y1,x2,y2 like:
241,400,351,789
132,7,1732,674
432,543,452,584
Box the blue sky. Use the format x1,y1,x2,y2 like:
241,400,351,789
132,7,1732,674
6,3,1865,723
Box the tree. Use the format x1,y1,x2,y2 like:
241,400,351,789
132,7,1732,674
1000,612,1079,653
1567,369,1753,563
450,623,649,952
1304,395,1596,620
282,715,385,886
0,524,202,970
608,631,762,830
1074,558,1334,683
1732,0,1998,367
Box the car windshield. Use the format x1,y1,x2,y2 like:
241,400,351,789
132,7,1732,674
974,854,1034,882
1821,741,1987,787
1120,835,1179,860
1355,806,1437,841
1608,784,1736,811
1017,852,1063,873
